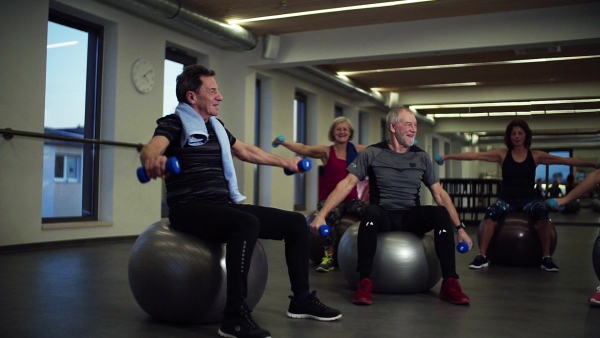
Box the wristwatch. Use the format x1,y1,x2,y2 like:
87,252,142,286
455,223,466,232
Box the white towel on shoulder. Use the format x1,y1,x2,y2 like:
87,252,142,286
176,103,246,203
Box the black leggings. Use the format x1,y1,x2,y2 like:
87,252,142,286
168,203,309,315
357,204,459,280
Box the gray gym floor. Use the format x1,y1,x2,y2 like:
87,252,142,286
0,209,599,338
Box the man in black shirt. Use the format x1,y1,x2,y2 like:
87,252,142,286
140,65,341,338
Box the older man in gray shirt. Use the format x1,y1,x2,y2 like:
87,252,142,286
310,106,472,306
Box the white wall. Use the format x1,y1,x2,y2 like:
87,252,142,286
1,0,52,245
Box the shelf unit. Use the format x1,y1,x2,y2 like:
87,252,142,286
440,179,502,225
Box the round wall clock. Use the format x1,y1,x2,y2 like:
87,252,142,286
131,58,155,93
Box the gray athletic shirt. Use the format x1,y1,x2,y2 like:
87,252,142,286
347,141,438,211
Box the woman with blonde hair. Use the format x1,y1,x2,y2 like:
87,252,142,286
273,116,368,272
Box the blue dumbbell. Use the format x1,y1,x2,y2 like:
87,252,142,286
548,199,565,212
272,135,285,147
314,224,331,237
456,242,469,254
137,157,180,183
284,158,312,175
414,139,419,146
435,155,444,165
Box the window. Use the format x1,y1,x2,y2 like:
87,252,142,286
432,137,440,178
535,150,572,197
334,105,344,118
254,79,262,205
164,47,196,118
163,59,184,118
54,154,81,182
359,111,369,144
293,92,308,211
42,10,103,222
380,118,387,141
161,47,197,217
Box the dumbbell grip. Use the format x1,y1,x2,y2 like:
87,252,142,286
284,158,312,175
548,199,565,211
312,224,330,237
137,157,180,183
435,155,444,165
456,241,469,253
272,135,285,148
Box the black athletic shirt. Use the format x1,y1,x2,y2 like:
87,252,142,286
500,148,536,201
152,114,237,206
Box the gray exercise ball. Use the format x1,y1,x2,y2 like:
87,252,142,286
337,223,441,294
128,219,268,324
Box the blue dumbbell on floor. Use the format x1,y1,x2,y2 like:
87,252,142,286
284,158,312,175
435,155,444,165
456,242,470,254
548,199,565,212
272,135,285,147
137,157,180,183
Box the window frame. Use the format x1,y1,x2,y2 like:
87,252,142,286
43,10,103,223
254,78,262,205
161,47,197,217
334,105,344,118
54,154,81,183
293,92,308,211
535,148,573,198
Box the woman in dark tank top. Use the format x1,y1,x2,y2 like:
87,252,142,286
438,118,598,272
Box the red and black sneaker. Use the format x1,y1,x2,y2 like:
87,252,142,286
590,286,600,307
352,278,373,305
439,278,470,305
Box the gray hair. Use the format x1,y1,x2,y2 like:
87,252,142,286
386,106,415,128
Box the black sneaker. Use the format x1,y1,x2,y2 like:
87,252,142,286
469,254,489,269
218,304,271,338
541,256,559,272
287,291,342,321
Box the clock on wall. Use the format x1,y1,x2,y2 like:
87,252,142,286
131,58,155,93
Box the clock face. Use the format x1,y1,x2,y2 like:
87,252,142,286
131,59,155,93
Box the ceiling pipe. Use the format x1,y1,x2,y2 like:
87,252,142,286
298,66,435,126
96,0,257,51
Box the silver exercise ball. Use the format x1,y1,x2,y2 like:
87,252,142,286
337,223,441,294
128,219,268,324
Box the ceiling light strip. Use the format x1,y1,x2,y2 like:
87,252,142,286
432,109,600,118
338,55,600,76
411,98,600,110
227,0,434,24
488,112,518,117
